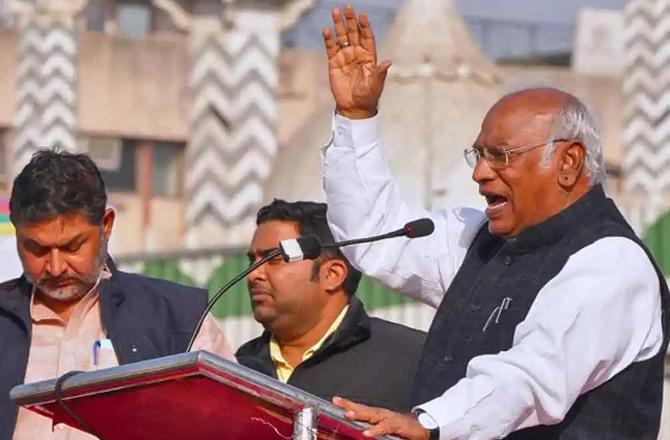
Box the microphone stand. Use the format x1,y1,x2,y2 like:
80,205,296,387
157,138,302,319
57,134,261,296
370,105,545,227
185,248,282,352
322,229,404,248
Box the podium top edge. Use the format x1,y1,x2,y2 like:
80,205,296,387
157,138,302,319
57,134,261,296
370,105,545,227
11,351,326,409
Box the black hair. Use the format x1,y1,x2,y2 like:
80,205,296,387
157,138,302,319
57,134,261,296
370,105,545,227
256,199,362,296
10,149,107,226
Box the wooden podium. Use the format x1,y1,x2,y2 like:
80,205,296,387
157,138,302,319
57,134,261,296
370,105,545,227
10,351,396,440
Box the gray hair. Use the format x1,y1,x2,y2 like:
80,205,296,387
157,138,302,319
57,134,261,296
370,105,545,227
542,97,606,185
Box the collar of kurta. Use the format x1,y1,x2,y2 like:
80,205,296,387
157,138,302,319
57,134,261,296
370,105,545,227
29,264,112,324
0,255,121,331
501,184,616,254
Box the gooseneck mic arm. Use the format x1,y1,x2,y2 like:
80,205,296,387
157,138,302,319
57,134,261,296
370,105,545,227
185,248,282,352
186,218,436,351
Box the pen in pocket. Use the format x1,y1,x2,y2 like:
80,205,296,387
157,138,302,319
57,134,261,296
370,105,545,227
92,338,114,365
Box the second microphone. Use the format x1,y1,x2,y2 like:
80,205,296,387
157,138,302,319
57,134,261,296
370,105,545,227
279,218,435,262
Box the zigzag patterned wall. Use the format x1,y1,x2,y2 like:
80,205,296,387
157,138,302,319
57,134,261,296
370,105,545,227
622,0,670,231
14,19,77,173
187,31,279,246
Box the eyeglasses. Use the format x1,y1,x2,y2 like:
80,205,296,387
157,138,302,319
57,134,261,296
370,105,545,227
463,138,571,170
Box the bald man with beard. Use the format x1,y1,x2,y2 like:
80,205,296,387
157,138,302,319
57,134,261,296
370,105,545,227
317,5,669,440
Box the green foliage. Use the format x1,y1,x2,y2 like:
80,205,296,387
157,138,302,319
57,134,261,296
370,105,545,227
644,211,670,277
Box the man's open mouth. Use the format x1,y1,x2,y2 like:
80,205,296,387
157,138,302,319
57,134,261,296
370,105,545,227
484,194,509,208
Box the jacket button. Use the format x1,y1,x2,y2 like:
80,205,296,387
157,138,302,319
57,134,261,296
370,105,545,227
443,354,453,363
470,303,481,311
503,255,512,265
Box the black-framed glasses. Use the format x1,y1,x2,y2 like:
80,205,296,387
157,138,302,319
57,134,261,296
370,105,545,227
463,138,571,169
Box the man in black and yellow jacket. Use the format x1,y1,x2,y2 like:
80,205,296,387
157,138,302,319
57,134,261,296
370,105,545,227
236,199,425,412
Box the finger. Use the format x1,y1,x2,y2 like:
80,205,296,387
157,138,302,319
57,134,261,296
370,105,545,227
343,5,361,46
322,27,339,59
363,419,395,438
354,409,386,425
333,397,386,424
377,59,392,82
333,396,370,412
364,413,426,439
332,8,349,46
358,13,376,58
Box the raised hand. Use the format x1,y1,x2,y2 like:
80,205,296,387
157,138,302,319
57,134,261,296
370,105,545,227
333,396,430,440
322,5,392,119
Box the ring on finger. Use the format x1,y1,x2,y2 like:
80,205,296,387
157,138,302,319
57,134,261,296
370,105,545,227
339,40,350,48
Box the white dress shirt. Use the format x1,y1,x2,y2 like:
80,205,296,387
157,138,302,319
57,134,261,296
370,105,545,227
322,114,664,440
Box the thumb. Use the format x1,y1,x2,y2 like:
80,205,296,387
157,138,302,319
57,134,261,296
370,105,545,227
377,59,392,83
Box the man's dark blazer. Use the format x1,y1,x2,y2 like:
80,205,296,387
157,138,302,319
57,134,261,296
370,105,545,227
0,259,208,439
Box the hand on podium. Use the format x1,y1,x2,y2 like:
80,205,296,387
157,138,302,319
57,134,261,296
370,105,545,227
333,396,430,440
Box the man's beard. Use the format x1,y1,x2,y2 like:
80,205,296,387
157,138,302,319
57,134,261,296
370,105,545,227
29,235,108,302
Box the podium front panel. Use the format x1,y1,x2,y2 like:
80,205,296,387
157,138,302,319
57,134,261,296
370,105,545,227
11,351,398,440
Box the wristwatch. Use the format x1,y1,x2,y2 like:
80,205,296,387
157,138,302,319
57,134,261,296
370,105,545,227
414,409,440,440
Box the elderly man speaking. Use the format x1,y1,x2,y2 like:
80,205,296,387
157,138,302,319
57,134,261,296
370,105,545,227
320,5,669,440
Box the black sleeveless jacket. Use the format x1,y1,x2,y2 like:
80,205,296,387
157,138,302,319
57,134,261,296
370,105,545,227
412,185,669,439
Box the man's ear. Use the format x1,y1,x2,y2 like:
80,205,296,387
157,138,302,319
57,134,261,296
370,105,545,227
102,208,116,241
319,258,348,293
557,140,586,188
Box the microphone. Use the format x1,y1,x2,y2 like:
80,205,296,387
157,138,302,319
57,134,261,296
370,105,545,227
186,218,434,351
279,233,322,262
279,218,435,262
403,218,435,238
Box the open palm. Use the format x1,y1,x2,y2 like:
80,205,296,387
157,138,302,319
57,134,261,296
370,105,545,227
323,7,392,119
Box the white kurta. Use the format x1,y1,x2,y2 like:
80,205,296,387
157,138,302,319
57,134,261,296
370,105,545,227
322,114,663,440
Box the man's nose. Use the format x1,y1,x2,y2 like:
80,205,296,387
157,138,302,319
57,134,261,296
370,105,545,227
46,249,67,277
247,260,266,283
472,155,496,184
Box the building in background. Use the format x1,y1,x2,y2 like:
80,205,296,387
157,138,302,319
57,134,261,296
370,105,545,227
0,0,315,255
0,0,651,256
0,0,668,359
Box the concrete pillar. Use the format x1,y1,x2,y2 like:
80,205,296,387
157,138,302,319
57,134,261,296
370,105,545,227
11,0,88,175
622,0,670,233
185,0,283,247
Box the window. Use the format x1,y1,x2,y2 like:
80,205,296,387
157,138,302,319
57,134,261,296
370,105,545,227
84,0,106,32
84,136,122,171
117,2,152,38
98,139,137,192
152,142,183,197
81,137,183,197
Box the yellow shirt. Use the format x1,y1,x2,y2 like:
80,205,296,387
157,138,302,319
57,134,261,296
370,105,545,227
269,305,349,383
